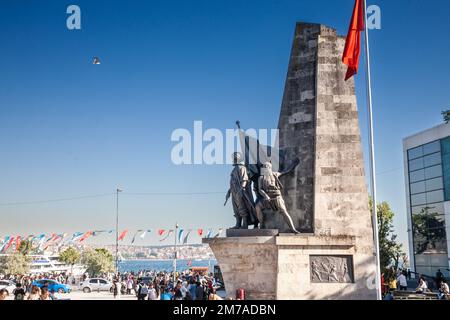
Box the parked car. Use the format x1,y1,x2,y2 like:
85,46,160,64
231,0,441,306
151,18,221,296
0,280,16,295
79,278,113,293
137,276,153,285
32,279,71,293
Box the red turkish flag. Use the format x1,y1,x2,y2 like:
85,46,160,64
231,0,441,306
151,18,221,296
158,229,165,236
342,0,365,81
118,229,128,241
197,229,203,236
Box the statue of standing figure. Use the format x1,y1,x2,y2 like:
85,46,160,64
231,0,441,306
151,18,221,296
255,160,300,234
224,152,258,229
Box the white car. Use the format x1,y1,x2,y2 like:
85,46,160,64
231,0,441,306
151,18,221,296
79,278,113,293
0,280,16,295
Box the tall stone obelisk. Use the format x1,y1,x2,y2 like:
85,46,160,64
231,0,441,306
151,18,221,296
204,22,377,300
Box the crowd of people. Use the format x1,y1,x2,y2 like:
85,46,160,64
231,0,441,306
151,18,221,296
382,267,450,300
111,269,224,300
0,268,225,301
0,272,73,301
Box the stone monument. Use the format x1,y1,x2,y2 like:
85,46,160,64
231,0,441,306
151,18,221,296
204,22,377,300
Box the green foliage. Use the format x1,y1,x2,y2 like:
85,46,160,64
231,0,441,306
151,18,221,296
18,239,37,255
59,247,81,267
81,248,114,276
0,252,31,275
370,199,405,276
442,110,450,124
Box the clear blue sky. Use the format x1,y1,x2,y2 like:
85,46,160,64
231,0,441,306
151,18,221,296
0,0,449,248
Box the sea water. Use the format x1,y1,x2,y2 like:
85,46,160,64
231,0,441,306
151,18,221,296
118,259,217,273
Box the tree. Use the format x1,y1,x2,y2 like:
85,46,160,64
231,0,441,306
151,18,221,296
59,247,81,274
81,248,114,277
0,252,31,275
370,199,405,277
18,239,37,255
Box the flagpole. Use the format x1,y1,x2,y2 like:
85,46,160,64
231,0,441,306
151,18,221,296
174,223,178,283
115,188,122,276
363,0,382,300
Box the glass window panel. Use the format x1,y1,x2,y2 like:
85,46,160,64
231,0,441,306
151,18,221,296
410,169,425,183
411,193,427,206
425,165,442,180
425,177,443,192
440,137,450,155
414,238,429,255
409,158,424,171
424,203,445,215
408,146,423,160
426,190,444,203
423,141,441,155
427,214,446,229
441,151,450,201
411,205,428,215
415,267,432,277
424,152,441,167
414,254,430,266
410,181,426,194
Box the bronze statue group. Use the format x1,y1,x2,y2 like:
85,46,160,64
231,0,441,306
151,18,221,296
225,152,300,234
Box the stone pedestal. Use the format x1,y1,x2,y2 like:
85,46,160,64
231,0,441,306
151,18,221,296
204,234,376,300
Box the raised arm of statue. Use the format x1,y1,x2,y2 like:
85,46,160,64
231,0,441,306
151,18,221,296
279,158,300,178
224,189,231,206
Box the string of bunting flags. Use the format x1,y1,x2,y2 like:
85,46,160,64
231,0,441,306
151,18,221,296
0,227,224,253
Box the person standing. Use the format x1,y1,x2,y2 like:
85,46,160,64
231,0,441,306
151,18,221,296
27,286,41,300
195,281,205,301
126,278,133,295
148,283,158,300
113,279,122,299
397,272,408,291
188,280,197,301
435,269,444,290
13,283,26,300
0,289,8,300
39,287,53,300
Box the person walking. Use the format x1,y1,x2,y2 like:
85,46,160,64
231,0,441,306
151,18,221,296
148,283,158,300
137,282,148,300
113,279,122,299
126,278,133,295
435,269,444,290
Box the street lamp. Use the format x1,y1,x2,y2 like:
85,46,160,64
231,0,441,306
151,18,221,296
115,187,123,275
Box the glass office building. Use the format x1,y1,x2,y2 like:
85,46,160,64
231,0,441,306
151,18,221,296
404,123,450,277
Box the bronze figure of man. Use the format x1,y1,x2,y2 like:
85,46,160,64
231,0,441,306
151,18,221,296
224,152,257,229
255,160,300,234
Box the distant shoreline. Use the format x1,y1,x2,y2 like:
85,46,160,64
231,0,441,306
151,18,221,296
119,258,213,262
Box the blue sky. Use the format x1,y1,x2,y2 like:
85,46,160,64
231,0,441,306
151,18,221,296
0,0,449,249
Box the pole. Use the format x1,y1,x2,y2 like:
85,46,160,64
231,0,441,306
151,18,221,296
174,223,178,283
363,0,382,300
115,188,122,275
